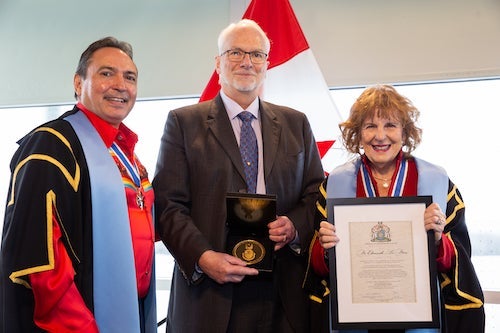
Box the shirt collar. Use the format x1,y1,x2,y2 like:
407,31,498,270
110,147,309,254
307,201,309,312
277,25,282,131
219,90,260,120
76,102,138,152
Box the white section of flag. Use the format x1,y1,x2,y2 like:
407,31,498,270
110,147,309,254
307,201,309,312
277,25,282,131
263,49,341,141
262,49,347,171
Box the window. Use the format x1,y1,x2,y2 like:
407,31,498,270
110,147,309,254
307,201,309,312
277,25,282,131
1,79,498,332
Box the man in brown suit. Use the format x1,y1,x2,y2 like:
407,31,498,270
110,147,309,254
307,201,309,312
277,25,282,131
153,19,324,333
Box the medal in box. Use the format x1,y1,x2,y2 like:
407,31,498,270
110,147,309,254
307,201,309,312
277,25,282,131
226,192,276,272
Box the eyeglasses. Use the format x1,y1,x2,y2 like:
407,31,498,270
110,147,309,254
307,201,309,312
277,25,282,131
221,49,268,64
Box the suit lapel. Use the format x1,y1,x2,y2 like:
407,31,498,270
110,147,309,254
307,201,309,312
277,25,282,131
260,101,281,180
206,95,247,181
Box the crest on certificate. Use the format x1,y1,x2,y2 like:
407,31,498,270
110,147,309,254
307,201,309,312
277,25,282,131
371,221,391,242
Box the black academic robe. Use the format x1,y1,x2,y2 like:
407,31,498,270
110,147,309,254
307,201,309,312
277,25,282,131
304,159,485,333
0,108,94,332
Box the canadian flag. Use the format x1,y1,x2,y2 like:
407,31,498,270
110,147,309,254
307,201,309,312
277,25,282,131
200,0,344,172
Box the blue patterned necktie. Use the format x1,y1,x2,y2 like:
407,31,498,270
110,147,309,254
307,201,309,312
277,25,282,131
237,111,258,193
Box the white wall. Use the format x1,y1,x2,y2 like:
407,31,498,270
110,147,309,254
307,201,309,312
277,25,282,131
1,0,499,107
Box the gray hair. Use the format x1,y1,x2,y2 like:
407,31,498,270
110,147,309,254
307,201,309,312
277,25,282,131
217,19,270,54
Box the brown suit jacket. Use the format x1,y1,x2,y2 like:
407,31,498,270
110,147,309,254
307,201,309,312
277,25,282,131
153,94,324,332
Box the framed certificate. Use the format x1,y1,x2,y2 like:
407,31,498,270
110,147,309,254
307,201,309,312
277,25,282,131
327,196,440,330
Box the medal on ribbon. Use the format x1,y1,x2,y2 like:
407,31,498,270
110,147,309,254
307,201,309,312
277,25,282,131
110,142,145,210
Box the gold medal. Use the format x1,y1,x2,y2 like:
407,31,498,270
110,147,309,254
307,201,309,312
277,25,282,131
232,239,265,265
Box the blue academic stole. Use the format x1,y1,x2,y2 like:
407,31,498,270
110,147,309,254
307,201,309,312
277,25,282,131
66,111,156,333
